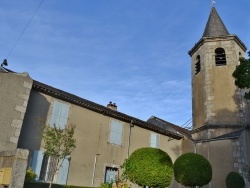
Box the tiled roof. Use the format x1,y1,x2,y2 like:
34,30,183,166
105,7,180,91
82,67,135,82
147,116,191,138
32,80,183,140
203,7,229,37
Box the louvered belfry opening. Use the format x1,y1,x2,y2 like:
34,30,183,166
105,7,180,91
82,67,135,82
195,55,201,75
215,48,227,66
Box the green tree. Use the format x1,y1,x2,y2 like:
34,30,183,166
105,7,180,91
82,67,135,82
122,147,173,188
174,153,212,188
42,124,76,188
232,51,250,99
226,171,245,188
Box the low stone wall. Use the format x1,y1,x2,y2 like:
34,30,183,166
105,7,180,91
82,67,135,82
0,149,29,188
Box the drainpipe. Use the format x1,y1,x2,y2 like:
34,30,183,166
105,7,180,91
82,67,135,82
127,120,134,157
91,154,100,187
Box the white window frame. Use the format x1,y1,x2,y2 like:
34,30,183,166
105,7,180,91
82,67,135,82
109,119,123,145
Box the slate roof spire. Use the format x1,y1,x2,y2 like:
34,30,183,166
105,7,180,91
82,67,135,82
202,6,230,37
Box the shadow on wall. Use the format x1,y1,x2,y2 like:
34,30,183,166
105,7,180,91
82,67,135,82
171,145,181,157
207,89,247,126
17,91,50,150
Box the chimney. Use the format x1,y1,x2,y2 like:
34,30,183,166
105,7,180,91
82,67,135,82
107,101,117,111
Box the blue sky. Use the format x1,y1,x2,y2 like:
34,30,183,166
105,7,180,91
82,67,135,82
0,1,249,126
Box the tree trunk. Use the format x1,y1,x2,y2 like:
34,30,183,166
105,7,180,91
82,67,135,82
48,158,62,188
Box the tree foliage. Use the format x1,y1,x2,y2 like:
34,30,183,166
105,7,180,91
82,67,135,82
122,147,173,188
42,124,76,188
25,168,37,182
174,153,212,188
232,51,250,99
226,171,245,188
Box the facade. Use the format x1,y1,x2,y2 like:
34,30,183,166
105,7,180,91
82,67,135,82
0,69,188,187
0,5,249,188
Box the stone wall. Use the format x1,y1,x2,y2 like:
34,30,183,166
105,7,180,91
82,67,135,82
0,149,29,188
0,72,33,151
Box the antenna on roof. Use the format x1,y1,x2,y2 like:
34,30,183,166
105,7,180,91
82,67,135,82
211,0,216,7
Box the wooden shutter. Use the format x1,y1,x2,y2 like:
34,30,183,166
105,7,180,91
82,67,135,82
57,158,70,185
110,120,123,145
150,133,159,148
31,150,44,181
50,101,69,129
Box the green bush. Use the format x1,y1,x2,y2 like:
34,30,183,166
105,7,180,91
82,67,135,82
226,172,245,188
174,153,212,187
99,182,113,188
25,168,37,182
122,147,173,188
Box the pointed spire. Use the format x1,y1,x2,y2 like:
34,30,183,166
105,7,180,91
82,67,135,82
202,7,229,37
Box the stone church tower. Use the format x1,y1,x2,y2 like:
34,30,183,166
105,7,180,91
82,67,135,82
188,6,250,188
189,6,247,128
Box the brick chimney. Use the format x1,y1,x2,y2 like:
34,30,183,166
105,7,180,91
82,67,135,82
107,101,117,111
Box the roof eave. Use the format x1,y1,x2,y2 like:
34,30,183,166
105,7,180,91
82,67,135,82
188,35,247,56
32,80,183,140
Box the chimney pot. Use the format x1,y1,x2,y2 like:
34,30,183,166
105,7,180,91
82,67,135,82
107,102,117,111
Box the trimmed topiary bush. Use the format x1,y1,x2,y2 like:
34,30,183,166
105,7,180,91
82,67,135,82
174,153,212,187
226,171,245,188
122,147,173,188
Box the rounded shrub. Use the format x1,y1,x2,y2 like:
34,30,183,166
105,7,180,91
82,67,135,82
122,147,173,188
226,171,245,188
174,153,212,187
25,168,37,182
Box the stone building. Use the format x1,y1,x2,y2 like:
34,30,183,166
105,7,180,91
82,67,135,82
189,6,250,188
0,5,249,188
0,70,189,188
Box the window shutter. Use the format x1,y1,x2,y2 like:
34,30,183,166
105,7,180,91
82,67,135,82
58,103,69,129
156,134,159,148
50,101,69,129
150,133,159,148
31,150,44,181
110,120,123,145
57,158,70,185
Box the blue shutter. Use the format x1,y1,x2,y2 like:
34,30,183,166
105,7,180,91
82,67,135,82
110,120,123,145
116,122,122,145
58,103,69,129
31,150,44,181
156,134,159,148
57,158,70,185
50,101,69,129
50,101,61,127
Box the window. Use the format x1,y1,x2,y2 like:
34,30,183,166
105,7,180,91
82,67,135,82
109,120,123,145
195,55,201,75
150,133,159,148
31,150,70,184
105,167,118,183
215,48,227,66
50,101,70,129
40,156,57,182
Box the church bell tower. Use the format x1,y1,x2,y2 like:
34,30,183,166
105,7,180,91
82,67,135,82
188,7,247,129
